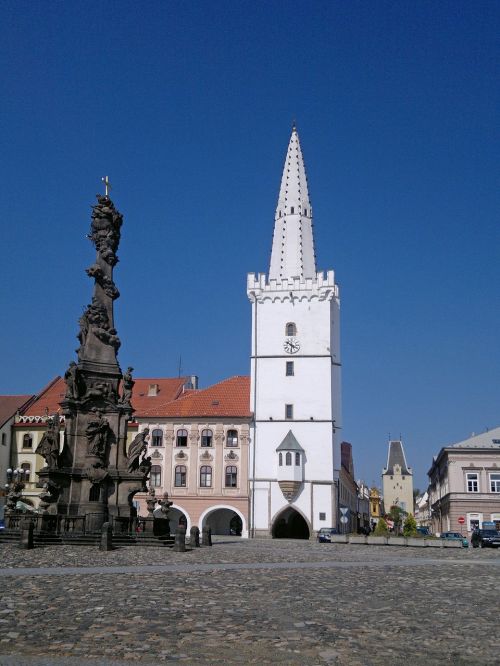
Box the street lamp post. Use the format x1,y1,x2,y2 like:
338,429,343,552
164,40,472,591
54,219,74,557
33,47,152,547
5,468,27,515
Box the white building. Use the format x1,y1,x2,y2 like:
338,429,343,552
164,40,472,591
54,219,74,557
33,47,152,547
247,125,342,538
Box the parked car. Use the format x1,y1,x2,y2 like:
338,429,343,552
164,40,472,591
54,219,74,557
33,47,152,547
440,532,469,548
416,526,430,536
317,528,339,543
471,529,500,548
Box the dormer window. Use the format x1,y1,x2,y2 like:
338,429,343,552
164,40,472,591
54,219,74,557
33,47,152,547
148,384,159,397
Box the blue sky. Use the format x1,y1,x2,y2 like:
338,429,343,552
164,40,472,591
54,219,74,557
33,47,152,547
1,1,498,489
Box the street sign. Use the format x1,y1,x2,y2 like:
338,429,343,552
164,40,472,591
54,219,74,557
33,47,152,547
458,516,465,525
340,516,348,524
340,507,349,516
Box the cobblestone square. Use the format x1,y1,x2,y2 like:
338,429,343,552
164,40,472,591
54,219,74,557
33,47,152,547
0,538,498,665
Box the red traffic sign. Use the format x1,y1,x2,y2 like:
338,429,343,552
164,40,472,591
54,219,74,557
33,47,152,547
458,516,465,525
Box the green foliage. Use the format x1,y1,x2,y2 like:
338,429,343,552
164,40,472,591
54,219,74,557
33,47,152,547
403,513,418,537
374,518,389,536
387,505,408,533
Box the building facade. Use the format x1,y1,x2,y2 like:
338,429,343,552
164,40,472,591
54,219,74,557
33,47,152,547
247,126,342,538
382,440,414,514
369,487,383,527
131,376,251,537
11,378,65,508
428,427,500,534
0,394,33,513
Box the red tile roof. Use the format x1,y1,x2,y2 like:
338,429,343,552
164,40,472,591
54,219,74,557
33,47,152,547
130,377,188,414
19,374,251,420
136,376,251,418
20,377,64,416
0,395,34,428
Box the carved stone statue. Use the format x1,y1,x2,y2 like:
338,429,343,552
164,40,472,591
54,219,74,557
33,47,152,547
86,264,120,299
85,409,111,460
36,415,60,469
64,362,83,400
121,366,134,404
38,480,61,512
89,194,123,266
127,428,149,472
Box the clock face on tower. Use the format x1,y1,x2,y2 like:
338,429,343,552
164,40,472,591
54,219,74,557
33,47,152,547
284,337,300,354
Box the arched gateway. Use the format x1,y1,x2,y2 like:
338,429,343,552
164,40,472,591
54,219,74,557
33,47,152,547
272,506,310,539
200,505,247,538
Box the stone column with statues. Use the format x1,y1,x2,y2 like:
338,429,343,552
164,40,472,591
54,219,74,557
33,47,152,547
36,182,150,532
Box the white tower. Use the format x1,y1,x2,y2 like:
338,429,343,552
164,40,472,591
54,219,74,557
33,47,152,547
247,126,342,538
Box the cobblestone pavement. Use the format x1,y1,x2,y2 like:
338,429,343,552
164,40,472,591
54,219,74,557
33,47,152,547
0,539,498,665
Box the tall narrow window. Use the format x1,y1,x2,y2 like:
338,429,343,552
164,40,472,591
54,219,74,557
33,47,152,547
285,452,292,466
286,361,294,376
290,206,294,214
225,466,237,488
150,465,161,487
490,473,500,493
21,462,31,482
226,430,238,447
466,472,479,493
295,452,300,466
175,465,187,487
279,452,283,466
176,429,188,447
285,322,297,336
151,429,163,447
22,434,33,449
200,465,212,487
285,404,293,420
201,429,213,447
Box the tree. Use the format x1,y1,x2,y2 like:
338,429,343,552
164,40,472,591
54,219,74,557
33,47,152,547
388,505,406,533
374,518,389,536
403,513,418,537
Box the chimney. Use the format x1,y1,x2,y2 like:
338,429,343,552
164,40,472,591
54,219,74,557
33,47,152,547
183,375,199,390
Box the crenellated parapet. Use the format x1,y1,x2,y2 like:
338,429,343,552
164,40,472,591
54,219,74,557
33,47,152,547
247,269,339,303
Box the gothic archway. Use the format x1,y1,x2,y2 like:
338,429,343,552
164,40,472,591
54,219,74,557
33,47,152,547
272,506,310,539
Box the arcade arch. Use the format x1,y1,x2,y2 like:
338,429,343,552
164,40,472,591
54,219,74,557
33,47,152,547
199,505,248,538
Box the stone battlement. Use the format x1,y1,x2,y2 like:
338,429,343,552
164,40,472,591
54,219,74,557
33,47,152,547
247,270,338,301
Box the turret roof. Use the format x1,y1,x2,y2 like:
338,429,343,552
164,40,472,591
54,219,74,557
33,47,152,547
276,430,304,452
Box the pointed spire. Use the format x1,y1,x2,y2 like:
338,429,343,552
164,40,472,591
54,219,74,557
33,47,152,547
269,126,316,280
